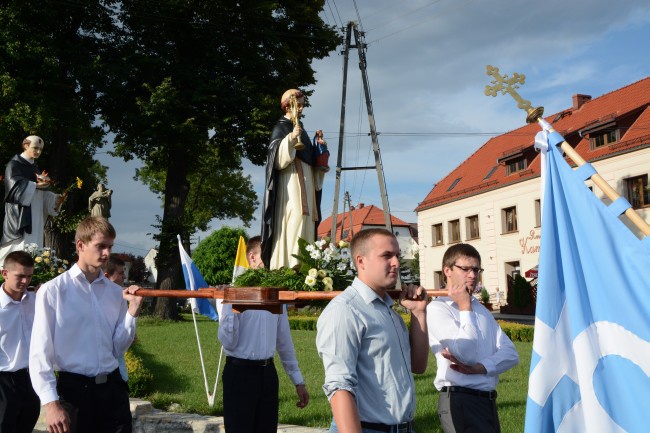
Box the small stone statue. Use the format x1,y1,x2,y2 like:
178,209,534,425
88,183,112,219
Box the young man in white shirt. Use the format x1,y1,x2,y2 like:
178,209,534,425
218,235,309,433
29,217,142,433
0,251,40,433
427,243,519,433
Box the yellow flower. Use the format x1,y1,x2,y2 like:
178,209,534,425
324,284,333,292
35,256,43,263
305,275,316,287
44,258,50,264
63,259,69,265
317,269,327,278
339,240,349,248
308,268,318,278
76,177,83,189
43,250,50,257
58,267,65,273
323,277,333,287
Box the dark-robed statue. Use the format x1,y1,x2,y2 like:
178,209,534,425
0,136,61,263
261,89,328,269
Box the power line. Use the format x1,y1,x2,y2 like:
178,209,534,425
367,0,476,46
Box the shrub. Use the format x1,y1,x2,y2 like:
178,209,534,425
192,227,248,285
288,316,317,331
498,321,535,342
125,350,154,397
512,274,533,308
480,287,490,303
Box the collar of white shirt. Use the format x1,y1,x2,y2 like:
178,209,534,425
0,285,28,308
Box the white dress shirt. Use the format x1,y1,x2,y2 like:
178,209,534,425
0,287,35,371
426,296,519,392
29,264,137,404
218,304,304,385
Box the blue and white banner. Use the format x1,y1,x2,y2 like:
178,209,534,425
178,235,219,321
525,124,650,433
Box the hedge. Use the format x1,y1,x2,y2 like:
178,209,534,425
287,316,535,342
125,350,154,397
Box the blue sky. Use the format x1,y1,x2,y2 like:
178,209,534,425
97,0,650,255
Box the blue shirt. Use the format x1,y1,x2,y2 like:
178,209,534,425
316,278,416,425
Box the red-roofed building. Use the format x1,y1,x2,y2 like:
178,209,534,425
318,203,418,259
416,78,650,298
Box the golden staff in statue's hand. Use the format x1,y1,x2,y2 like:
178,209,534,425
289,93,305,150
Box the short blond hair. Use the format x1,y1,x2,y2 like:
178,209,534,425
75,216,116,244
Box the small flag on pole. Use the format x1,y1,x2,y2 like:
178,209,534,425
524,125,650,433
177,235,218,321
232,235,249,283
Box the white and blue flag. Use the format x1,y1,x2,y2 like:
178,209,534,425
524,122,650,433
178,235,219,321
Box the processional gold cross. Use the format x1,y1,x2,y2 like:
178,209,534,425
484,65,544,123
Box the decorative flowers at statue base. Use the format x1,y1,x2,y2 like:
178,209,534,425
233,237,355,291
24,243,68,285
294,237,354,291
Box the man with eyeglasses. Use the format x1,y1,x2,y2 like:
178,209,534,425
426,243,518,433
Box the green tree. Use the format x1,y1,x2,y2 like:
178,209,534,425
96,1,339,319
125,254,149,283
0,1,112,259
192,227,248,285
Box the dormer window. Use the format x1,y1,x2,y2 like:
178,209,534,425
498,146,529,176
590,129,619,149
506,157,527,175
580,119,619,150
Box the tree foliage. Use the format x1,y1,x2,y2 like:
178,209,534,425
94,0,340,319
512,274,533,308
192,227,248,285
125,254,149,283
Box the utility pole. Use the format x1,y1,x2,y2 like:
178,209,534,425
330,21,393,241
338,191,355,241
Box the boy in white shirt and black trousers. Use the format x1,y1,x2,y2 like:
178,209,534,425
29,217,142,433
0,251,40,433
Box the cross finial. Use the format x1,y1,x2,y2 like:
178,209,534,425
484,65,544,123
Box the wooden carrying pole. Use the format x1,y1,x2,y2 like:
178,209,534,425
135,287,448,314
135,287,448,301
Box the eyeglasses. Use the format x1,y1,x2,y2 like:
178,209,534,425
452,264,484,275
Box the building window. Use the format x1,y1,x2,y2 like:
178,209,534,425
626,175,649,209
466,215,479,240
484,165,499,180
506,157,527,175
534,199,541,227
432,223,443,246
434,271,444,289
590,129,619,149
447,177,462,192
502,206,518,233
448,219,460,243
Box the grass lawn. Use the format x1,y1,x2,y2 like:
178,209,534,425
132,314,532,433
